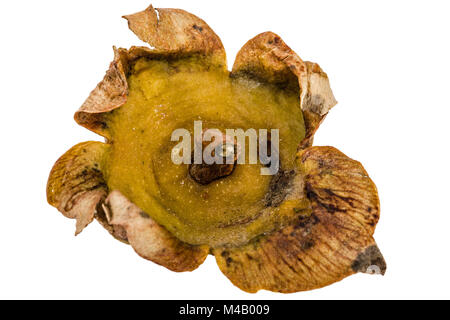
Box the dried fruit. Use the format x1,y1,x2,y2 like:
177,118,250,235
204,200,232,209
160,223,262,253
47,5,385,292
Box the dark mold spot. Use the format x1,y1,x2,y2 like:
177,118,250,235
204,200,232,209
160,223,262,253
351,245,387,275
322,188,358,209
294,213,319,232
312,214,320,225
306,183,350,214
301,239,315,250
193,24,203,32
139,211,150,219
318,159,326,168
92,167,101,174
264,169,294,207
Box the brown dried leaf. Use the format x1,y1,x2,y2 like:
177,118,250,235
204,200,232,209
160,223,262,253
46,141,109,235
213,146,385,293
74,47,128,138
232,32,337,148
123,5,226,64
104,190,209,272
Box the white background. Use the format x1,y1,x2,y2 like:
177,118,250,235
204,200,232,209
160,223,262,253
1,0,449,299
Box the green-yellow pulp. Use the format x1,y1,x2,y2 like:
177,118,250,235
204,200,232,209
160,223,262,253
104,56,307,247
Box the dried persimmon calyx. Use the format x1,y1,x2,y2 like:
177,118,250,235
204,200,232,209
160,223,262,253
46,4,385,292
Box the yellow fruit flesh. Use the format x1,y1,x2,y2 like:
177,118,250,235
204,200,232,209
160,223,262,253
104,56,307,246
